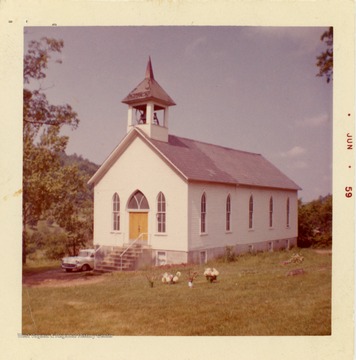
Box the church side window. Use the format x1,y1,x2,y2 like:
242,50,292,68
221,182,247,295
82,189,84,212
112,193,120,231
286,197,290,228
226,195,231,231
157,192,166,233
269,196,273,228
249,195,254,229
201,193,207,233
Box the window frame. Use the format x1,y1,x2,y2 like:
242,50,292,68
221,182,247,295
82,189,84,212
128,190,150,210
200,251,207,264
226,194,231,232
112,193,120,232
248,195,254,229
156,251,167,266
269,196,273,228
286,197,290,228
156,192,166,233
200,192,207,234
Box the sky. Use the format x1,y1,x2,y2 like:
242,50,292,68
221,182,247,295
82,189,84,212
24,26,332,202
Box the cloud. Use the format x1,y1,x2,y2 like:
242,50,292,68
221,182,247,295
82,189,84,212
298,113,330,128
184,37,207,58
280,146,307,158
294,160,308,169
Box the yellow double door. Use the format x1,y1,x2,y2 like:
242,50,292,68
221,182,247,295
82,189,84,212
129,212,148,241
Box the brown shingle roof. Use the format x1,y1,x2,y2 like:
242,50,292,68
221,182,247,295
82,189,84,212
122,57,176,107
149,134,301,190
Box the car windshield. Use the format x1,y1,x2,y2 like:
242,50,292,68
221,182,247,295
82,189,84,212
78,251,91,257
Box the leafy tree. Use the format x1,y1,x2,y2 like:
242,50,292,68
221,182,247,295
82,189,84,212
297,199,313,247
316,27,333,83
298,195,332,248
50,165,94,256
23,37,83,263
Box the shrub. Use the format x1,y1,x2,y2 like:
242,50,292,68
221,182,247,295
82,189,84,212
313,233,332,248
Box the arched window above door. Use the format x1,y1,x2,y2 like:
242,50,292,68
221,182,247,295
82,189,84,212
128,190,150,210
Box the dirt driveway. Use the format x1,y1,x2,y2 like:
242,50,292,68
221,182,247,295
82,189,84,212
23,269,107,288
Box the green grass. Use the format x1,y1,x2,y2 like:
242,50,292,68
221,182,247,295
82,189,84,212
22,248,331,336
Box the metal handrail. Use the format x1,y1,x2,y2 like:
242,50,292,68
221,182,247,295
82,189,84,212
120,233,148,271
95,245,103,253
94,245,103,269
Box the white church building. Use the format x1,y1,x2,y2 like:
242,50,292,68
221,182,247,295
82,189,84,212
88,59,300,271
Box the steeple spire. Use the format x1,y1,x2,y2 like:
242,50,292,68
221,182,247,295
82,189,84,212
145,56,154,80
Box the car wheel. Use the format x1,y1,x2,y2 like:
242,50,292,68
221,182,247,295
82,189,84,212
81,264,90,272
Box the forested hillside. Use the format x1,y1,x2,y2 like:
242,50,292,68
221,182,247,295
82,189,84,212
60,152,99,178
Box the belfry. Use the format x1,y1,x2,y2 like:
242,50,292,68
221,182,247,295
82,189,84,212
122,57,176,142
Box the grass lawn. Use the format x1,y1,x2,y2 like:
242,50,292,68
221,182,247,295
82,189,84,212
22,248,331,336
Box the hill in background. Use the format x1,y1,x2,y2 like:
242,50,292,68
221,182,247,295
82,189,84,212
60,152,99,179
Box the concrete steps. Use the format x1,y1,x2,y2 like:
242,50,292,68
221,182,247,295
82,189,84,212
95,245,144,272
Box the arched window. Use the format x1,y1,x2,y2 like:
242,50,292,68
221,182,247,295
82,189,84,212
226,195,231,231
269,196,273,228
201,193,207,233
157,192,166,233
286,197,290,228
128,190,149,210
112,193,120,231
249,195,253,229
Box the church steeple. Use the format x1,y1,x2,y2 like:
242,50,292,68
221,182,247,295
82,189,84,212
145,56,154,80
122,57,175,142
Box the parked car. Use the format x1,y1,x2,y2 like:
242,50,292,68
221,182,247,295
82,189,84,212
61,249,95,272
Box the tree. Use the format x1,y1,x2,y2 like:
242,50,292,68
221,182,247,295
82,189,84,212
49,165,94,256
23,38,81,263
316,27,333,83
297,199,314,248
298,195,332,248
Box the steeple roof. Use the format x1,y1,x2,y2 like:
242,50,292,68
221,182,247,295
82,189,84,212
122,57,176,107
